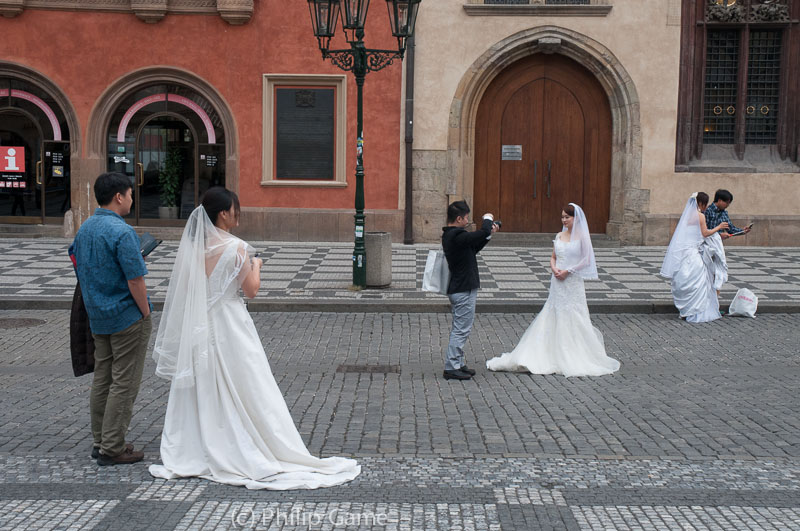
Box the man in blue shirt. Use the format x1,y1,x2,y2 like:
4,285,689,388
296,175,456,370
705,189,751,241
70,172,152,466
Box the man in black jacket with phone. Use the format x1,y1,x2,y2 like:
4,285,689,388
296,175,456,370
441,200,498,380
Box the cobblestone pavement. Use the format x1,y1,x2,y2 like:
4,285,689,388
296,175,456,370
1,309,798,529
2,239,800,307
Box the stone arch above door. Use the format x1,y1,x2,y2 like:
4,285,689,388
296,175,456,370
87,66,238,196
447,26,646,244
0,61,80,150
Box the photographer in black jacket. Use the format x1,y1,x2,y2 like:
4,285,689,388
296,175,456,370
441,200,498,380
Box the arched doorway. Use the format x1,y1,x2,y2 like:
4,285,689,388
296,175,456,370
105,84,226,226
474,54,612,233
441,27,644,244
0,79,72,224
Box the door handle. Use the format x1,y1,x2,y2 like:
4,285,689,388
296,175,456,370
533,160,537,199
546,159,551,198
36,160,43,185
136,162,144,186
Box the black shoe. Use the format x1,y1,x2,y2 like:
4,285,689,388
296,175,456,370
443,369,472,380
459,365,476,376
91,442,133,459
97,446,144,466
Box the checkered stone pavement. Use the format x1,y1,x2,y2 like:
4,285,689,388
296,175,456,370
1,309,799,529
1,239,800,307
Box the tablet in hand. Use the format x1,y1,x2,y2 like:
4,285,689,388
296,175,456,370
140,232,163,256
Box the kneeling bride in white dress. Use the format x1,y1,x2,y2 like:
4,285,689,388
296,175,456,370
149,187,359,490
486,204,620,377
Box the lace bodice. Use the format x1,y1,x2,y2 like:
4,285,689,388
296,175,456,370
550,235,589,315
554,235,582,270
207,241,247,304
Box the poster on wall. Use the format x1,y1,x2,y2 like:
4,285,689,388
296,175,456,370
0,147,28,189
1,147,25,173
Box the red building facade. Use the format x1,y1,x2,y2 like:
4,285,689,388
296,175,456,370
0,3,405,240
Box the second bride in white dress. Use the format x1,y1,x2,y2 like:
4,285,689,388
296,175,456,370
660,192,728,323
486,204,620,377
149,187,360,490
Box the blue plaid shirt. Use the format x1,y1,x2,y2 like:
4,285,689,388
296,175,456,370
704,203,742,234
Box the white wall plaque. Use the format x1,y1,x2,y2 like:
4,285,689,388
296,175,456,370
501,145,522,160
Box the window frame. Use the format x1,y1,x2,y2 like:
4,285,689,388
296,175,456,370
462,0,612,16
262,74,347,187
675,0,800,172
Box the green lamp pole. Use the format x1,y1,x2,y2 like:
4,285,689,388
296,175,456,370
307,0,421,288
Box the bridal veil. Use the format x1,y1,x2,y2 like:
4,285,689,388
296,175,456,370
660,194,703,279
561,203,598,280
152,206,253,388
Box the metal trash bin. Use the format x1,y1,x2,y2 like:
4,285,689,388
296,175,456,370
365,231,392,288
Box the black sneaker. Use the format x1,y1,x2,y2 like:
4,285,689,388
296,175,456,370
443,369,472,380
459,365,476,376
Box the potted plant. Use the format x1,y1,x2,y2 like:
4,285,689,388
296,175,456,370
158,148,182,219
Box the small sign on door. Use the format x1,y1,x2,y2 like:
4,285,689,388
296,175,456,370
501,145,522,161
0,147,25,172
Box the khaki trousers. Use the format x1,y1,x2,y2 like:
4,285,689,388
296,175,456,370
90,314,152,456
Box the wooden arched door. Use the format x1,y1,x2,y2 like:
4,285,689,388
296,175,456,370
474,54,612,233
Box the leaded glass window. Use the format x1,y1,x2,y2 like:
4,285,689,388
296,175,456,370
675,0,799,169
745,30,782,144
704,30,740,144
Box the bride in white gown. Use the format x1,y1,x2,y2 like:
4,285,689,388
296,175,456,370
660,192,728,323
486,204,620,377
149,187,359,490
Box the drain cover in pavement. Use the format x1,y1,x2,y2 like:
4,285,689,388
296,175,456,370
336,364,400,374
0,318,46,329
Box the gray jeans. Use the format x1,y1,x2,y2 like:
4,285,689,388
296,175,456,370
446,289,478,371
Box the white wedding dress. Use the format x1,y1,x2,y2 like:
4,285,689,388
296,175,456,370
661,196,728,324
150,230,360,490
486,235,620,377
669,233,727,323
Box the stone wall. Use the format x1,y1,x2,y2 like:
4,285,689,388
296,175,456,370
237,207,404,243
643,214,800,247
412,150,449,242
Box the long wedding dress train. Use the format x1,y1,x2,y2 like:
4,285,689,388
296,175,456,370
486,237,620,377
150,232,359,490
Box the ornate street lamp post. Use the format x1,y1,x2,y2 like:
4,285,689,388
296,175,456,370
307,0,421,288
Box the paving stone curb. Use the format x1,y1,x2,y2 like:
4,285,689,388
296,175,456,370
1,297,799,314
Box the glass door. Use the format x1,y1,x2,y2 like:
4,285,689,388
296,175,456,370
133,116,196,225
0,111,42,223
42,140,71,221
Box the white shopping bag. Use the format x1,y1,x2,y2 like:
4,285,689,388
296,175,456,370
728,288,758,318
422,249,450,295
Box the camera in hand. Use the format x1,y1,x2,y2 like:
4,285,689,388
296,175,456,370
493,220,502,228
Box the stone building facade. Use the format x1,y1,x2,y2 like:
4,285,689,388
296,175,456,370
410,0,800,245
0,4,406,241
